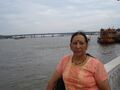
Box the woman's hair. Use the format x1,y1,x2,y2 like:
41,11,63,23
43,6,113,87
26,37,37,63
70,32,88,44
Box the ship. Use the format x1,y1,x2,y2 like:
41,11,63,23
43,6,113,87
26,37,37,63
97,28,120,44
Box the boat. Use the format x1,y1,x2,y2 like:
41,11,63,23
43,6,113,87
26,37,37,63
97,28,120,44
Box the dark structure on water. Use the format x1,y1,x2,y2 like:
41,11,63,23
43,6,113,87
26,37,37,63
97,28,120,44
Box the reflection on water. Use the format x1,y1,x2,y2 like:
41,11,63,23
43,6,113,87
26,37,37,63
87,36,119,63
0,35,120,90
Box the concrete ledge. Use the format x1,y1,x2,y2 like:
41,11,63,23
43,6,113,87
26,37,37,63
105,56,120,73
105,56,120,90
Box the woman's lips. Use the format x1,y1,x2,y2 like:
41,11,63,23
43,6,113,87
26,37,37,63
74,50,81,53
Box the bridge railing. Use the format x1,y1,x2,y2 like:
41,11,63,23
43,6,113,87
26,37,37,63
105,56,120,90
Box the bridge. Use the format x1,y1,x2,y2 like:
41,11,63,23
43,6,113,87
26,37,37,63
1,31,99,39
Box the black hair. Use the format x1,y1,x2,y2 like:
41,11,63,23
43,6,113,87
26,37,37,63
86,53,95,58
70,32,88,44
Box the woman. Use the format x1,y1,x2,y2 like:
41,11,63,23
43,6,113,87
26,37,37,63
46,32,111,90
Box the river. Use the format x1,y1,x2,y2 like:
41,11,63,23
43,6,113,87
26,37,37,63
0,35,120,90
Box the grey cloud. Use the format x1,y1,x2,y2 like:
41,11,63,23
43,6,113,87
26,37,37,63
0,0,120,34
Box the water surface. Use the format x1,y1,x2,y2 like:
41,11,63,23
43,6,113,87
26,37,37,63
0,35,120,90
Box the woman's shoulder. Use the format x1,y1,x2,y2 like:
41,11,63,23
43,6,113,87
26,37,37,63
62,54,70,59
56,54,71,74
89,56,104,66
86,53,103,63
60,54,71,63
85,57,104,73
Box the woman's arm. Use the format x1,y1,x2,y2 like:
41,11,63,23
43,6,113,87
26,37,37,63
98,79,111,90
46,70,62,90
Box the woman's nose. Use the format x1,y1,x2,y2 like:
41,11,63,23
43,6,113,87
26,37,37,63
76,43,81,48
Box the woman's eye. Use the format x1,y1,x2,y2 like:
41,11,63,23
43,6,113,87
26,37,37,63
72,42,77,45
79,42,84,45
72,42,84,45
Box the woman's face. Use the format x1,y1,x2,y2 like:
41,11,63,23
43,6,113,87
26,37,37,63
70,34,88,56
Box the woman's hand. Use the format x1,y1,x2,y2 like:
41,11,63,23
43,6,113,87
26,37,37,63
98,79,111,90
46,70,62,90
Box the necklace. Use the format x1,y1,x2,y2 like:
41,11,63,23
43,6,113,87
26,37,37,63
72,55,87,65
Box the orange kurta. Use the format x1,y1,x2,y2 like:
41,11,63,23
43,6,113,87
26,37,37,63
56,55,108,90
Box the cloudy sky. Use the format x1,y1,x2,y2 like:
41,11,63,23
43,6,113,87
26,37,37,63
0,0,120,35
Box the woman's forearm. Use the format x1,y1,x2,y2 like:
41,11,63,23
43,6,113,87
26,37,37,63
46,80,56,90
98,79,111,90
